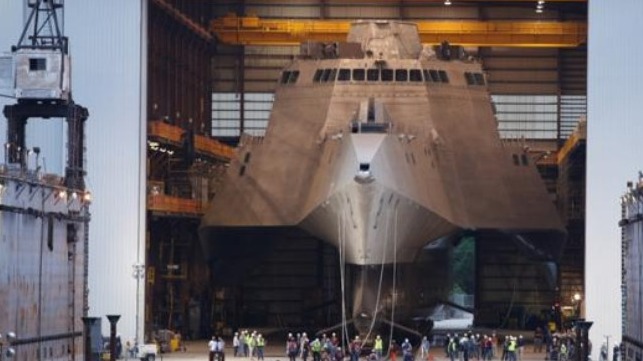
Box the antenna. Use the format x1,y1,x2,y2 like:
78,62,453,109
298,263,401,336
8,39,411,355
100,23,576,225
15,0,68,54
2,0,88,189
8,0,71,102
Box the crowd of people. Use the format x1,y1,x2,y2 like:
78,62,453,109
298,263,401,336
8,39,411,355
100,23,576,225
207,327,609,361
208,331,432,361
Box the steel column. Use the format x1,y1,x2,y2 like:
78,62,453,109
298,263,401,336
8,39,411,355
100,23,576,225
106,315,120,361
81,317,99,361
2,102,88,189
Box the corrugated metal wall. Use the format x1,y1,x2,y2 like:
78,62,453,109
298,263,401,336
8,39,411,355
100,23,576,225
0,178,89,361
587,0,643,359
621,183,643,359
65,0,146,343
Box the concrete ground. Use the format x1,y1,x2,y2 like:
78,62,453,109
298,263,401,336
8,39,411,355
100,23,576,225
150,341,552,361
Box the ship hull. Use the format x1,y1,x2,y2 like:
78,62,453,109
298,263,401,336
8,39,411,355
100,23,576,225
0,176,89,361
299,133,458,265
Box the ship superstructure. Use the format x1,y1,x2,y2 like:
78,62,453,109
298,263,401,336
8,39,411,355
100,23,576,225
200,21,565,334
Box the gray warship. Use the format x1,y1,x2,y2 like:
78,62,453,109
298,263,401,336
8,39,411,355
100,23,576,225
200,21,565,336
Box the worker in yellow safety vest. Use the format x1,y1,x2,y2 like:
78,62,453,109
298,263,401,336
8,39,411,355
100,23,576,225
507,336,517,361
374,335,383,360
311,338,322,361
256,334,265,361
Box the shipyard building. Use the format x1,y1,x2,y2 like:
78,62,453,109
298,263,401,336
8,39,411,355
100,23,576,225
0,1,641,361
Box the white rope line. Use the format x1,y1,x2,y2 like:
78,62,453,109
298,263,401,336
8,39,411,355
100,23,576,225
362,204,390,344
342,206,351,349
387,207,399,354
338,208,348,348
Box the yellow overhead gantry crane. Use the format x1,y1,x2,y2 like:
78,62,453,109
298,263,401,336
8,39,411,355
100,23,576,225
211,15,586,48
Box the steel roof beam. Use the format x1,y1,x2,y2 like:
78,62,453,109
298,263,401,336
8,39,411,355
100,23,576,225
211,16,586,48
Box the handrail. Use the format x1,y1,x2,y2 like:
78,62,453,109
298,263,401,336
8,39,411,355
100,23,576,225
147,193,203,215
148,120,235,161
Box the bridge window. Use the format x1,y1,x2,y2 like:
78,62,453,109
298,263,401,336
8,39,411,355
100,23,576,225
429,70,440,82
395,69,408,82
310,67,452,85
282,71,299,84
438,70,449,83
367,69,379,81
410,69,423,82
352,69,365,81
465,72,485,86
328,68,338,82
474,73,485,85
321,68,332,82
280,71,290,84
465,72,476,85
289,71,300,83
338,68,351,81
381,69,393,81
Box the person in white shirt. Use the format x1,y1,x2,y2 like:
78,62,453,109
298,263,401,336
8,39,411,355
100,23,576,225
209,336,217,361
208,336,226,361
233,332,240,357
